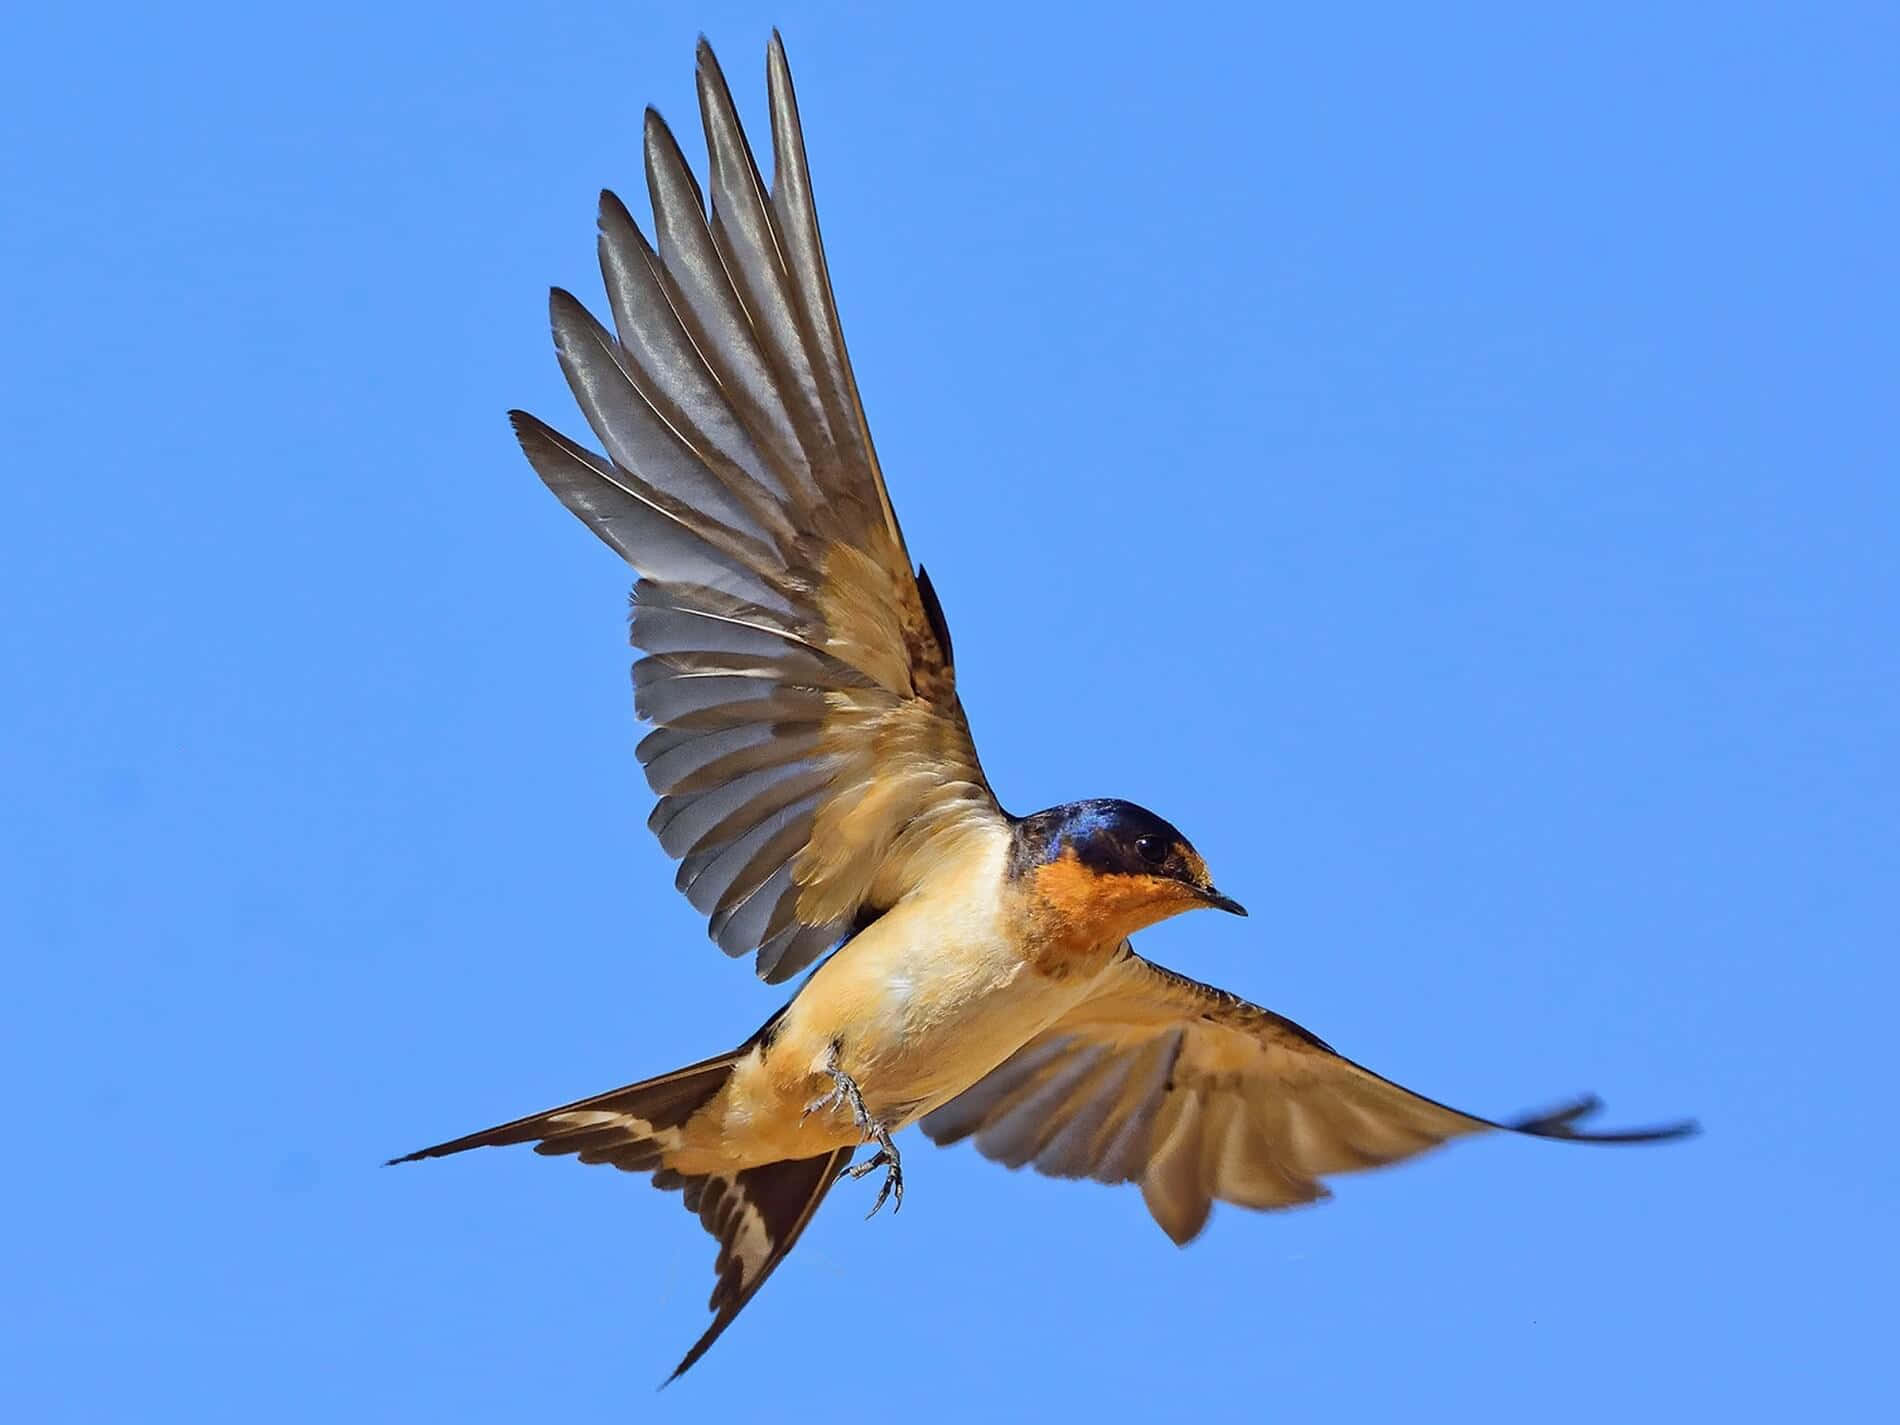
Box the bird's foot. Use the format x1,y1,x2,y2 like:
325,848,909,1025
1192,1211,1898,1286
842,1129,904,1217
804,1064,877,1137
804,1058,904,1215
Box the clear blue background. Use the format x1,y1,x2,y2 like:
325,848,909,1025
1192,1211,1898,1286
5,3,1894,1420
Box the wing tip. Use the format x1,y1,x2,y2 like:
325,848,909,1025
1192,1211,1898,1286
1510,1094,1701,1143
546,284,585,327
641,103,671,157
694,35,734,116
767,30,793,90
597,186,635,228
506,407,550,452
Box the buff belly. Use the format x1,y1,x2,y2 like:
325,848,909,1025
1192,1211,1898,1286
668,890,1110,1174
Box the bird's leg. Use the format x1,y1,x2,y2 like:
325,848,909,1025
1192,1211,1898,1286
803,1049,904,1216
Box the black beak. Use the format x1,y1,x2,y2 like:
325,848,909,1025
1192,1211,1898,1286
1199,887,1248,917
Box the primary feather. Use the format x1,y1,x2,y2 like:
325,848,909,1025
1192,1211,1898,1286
514,34,1003,982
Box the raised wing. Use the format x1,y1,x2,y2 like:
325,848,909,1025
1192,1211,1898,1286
514,35,1003,981
922,952,1696,1244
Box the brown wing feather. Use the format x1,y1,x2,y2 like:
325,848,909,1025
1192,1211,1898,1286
923,951,1697,1244
514,35,1002,981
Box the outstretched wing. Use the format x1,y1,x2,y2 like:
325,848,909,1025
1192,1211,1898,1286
922,952,1696,1244
515,35,1003,981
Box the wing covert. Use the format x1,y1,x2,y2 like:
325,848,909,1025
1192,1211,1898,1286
515,35,1003,981
922,952,1697,1244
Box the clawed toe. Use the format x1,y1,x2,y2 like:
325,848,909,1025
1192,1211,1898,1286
802,1083,845,1120
810,1058,906,1215
845,1143,904,1217
805,1066,876,1136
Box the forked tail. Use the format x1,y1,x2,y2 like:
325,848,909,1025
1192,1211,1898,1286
388,1046,854,1382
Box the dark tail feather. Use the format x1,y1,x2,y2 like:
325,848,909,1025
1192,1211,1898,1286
660,1145,854,1384
385,1046,742,1171
388,1045,852,1383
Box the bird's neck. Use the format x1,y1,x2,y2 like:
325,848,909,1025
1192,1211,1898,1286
1007,847,1153,980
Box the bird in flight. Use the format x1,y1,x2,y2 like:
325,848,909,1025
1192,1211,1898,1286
391,33,1695,1382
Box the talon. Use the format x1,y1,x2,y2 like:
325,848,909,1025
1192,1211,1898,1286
869,1153,904,1217
802,1081,844,1121
811,1057,905,1214
806,1064,876,1134
845,1143,904,1217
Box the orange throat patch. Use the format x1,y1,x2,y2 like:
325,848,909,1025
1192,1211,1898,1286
1023,848,1206,974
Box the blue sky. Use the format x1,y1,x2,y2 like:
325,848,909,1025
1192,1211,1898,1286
5,3,1895,1419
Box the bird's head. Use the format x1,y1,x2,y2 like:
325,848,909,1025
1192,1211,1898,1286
1012,798,1246,943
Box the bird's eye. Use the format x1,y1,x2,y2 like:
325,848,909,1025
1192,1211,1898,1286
1134,835,1168,866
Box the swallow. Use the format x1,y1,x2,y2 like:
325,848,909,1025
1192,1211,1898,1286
391,33,1696,1382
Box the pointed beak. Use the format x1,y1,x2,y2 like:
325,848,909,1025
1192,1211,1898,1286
1198,886,1248,916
